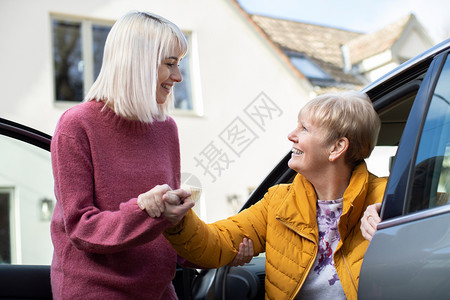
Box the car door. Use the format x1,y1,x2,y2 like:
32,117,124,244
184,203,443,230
0,118,53,299
0,118,188,299
358,50,450,299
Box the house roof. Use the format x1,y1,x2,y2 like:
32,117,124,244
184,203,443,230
251,15,362,68
248,13,421,90
345,14,413,64
250,15,364,87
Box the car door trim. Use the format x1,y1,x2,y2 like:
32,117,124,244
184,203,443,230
0,118,51,150
378,204,450,230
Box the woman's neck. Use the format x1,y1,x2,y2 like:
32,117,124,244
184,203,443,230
310,165,352,201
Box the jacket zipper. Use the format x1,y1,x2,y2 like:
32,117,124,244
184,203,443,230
342,252,358,295
278,220,318,300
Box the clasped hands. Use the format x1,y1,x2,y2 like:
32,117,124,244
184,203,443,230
136,184,254,266
137,184,193,225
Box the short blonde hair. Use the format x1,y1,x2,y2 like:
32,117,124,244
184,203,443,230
299,92,380,167
85,11,188,122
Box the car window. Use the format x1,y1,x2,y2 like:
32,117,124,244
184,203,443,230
405,54,450,214
366,89,420,178
366,146,397,177
0,135,54,265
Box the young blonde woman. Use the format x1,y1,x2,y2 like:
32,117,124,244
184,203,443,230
50,11,249,299
141,92,388,300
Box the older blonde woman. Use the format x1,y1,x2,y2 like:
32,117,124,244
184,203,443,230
141,92,388,300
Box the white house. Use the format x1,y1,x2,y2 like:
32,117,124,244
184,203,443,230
0,0,436,265
0,0,312,264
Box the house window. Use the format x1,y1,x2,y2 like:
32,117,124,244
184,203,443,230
0,190,12,264
51,16,194,112
174,40,193,110
287,53,332,80
52,17,111,102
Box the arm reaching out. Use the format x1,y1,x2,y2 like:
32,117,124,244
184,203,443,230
361,203,381,241
141,188,252,267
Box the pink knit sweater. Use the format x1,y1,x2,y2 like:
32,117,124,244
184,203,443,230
50,101,181,299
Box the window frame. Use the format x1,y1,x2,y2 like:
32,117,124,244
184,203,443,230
0,187,17,264
51,14,202,116
0,118,53,265
171,31,203,116
404,53,450,214
51,13,114,105
379,50,450,228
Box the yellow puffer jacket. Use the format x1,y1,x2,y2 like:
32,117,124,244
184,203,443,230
165,162,387,299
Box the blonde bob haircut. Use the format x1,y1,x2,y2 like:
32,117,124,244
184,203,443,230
299,91,381,168
84,11,188,122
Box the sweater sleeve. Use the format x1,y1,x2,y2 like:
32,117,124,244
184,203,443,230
51,121,172,254
164,188,275,268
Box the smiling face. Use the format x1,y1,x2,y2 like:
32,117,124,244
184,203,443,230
156,55,183,104
287,114,333,176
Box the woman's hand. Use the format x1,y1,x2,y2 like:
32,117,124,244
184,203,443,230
162,189,195,225
361,203,382,241
228,238,254,267
137,184,173,218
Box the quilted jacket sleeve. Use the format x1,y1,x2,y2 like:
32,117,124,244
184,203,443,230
164,185,283,268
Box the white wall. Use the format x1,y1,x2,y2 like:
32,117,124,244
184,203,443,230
397,29,433,59
0,0,312,226
0,136,54,264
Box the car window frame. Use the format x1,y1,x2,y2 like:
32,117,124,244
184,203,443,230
379,50,450,228
0,120,54,265
0,118,51,151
